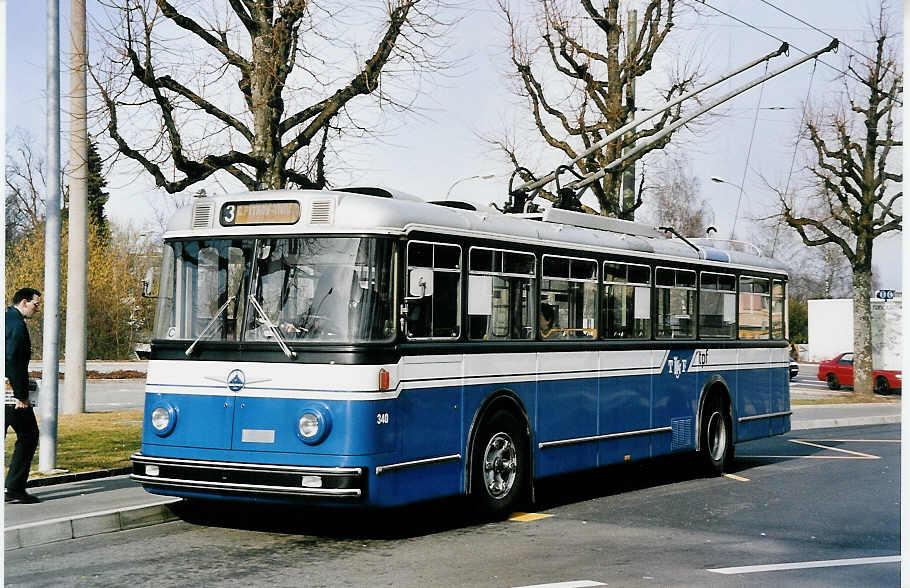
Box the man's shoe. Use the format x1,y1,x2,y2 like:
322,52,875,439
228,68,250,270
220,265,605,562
6,491,40,504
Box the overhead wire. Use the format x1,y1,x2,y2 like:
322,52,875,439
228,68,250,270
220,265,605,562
730,61,768,239
696,0,902,106
757,0,902,81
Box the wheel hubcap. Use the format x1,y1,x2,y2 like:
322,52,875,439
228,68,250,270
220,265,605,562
482,432,517,499
706,411,726,461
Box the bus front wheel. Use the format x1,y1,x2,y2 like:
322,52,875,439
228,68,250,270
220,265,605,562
471,409,527,517
701,397,733,475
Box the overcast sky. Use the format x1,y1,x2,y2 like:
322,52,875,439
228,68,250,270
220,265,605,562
6,0,903,289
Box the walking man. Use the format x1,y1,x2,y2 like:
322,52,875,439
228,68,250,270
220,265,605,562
5,287,42,503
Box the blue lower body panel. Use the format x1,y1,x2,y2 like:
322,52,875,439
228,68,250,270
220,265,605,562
134,364,789,507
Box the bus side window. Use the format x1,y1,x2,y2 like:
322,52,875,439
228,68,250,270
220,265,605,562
405,241,461,340
469,248,534,340
603,261,651,339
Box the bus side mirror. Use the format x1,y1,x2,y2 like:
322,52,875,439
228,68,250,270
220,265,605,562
407,268,434,300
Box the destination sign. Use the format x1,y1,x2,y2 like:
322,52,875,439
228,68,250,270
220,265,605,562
220,201,301,226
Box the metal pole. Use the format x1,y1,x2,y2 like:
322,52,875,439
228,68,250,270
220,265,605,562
1,0,8,544
64,0,87,414
620,9,637,219
515,42,790,194
569,40,839,191
39,0,62,472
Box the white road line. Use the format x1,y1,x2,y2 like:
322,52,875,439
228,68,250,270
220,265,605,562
789,439,880,459
707,555,900,575
512,582,605,588
796,439,900,443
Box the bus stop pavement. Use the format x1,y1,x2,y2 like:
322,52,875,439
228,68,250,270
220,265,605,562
3,400,900,551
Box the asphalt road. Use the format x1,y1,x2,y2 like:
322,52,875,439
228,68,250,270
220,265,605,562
5,423,899,587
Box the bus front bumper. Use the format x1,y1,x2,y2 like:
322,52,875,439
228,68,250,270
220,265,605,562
130,453,364,499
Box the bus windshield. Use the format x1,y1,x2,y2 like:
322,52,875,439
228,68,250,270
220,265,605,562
154,237,395,344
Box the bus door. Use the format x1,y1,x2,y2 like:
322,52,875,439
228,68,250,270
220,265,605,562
652,268,700,456
736,277,773,440
395,241,464,497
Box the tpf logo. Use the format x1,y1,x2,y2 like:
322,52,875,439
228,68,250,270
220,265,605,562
667,356,688,379
227,369,246,392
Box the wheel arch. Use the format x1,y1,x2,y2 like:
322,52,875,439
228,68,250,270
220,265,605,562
695,375,733,452
464,389,533,499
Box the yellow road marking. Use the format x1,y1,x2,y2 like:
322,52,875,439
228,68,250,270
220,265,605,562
509,512,554,522
723,473,750,482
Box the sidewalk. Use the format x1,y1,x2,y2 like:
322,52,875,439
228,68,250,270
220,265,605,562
4,401,901,551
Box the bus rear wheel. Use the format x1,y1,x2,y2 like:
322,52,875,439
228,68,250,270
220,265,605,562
471,409,526,517
701,397,733,475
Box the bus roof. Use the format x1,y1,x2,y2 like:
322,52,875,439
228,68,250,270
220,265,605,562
164,188,788,275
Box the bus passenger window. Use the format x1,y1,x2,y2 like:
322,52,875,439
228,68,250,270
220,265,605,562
603,261,651,339
541,255,597,340
699,272,736,339
771,280,786,339
739,276,770,339
468,248,535,340
405,241,461,340
656,268,696,339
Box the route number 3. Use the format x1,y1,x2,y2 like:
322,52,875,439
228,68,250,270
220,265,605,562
376,412,390,425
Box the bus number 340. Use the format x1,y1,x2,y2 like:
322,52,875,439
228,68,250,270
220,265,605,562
376,413,390,425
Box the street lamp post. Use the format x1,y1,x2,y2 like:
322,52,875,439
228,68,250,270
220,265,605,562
445,174,496,201
710,176,747,239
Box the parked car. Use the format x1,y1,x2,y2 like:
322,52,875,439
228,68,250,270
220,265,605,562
789,360,799,380
816,352,902,394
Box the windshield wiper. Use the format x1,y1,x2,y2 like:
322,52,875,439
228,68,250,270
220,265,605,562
247,294,296,359
186,295,236,357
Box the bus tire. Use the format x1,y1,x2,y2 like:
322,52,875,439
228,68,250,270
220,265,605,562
471,409,526,517
701,396,733,476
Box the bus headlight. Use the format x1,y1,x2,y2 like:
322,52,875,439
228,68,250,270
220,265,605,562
298,413,319,438
150,403,177,437
296,405,332,445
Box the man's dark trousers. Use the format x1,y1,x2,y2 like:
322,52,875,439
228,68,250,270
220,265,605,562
6,404,38,492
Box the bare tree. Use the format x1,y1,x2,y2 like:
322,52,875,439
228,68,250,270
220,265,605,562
495,0,698,218
777,7,902,396
5,130,48,241
92,0,446,193
642,157,711,236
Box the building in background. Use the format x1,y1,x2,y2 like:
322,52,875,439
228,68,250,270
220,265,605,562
806,292,902,369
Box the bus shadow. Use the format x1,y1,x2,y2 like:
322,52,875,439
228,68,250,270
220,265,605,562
170,453,757,540
171,495,486,540
532,453,710,510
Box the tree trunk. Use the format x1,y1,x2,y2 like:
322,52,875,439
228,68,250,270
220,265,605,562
851,263,874,397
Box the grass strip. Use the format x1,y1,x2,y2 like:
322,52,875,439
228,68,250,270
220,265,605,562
5,410,142,479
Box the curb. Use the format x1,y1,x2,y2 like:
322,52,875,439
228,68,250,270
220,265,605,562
791,414,901,430
26,467,132,488
5,498,181,551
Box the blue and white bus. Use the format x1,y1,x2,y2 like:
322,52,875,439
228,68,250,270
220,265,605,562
131,187,790,514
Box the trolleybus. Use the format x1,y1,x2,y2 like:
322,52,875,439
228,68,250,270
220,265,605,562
131,187,790,515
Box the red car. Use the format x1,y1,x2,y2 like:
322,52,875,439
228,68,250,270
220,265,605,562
817,352,902,394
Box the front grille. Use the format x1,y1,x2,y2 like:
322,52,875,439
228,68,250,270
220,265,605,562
131,454,364,498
